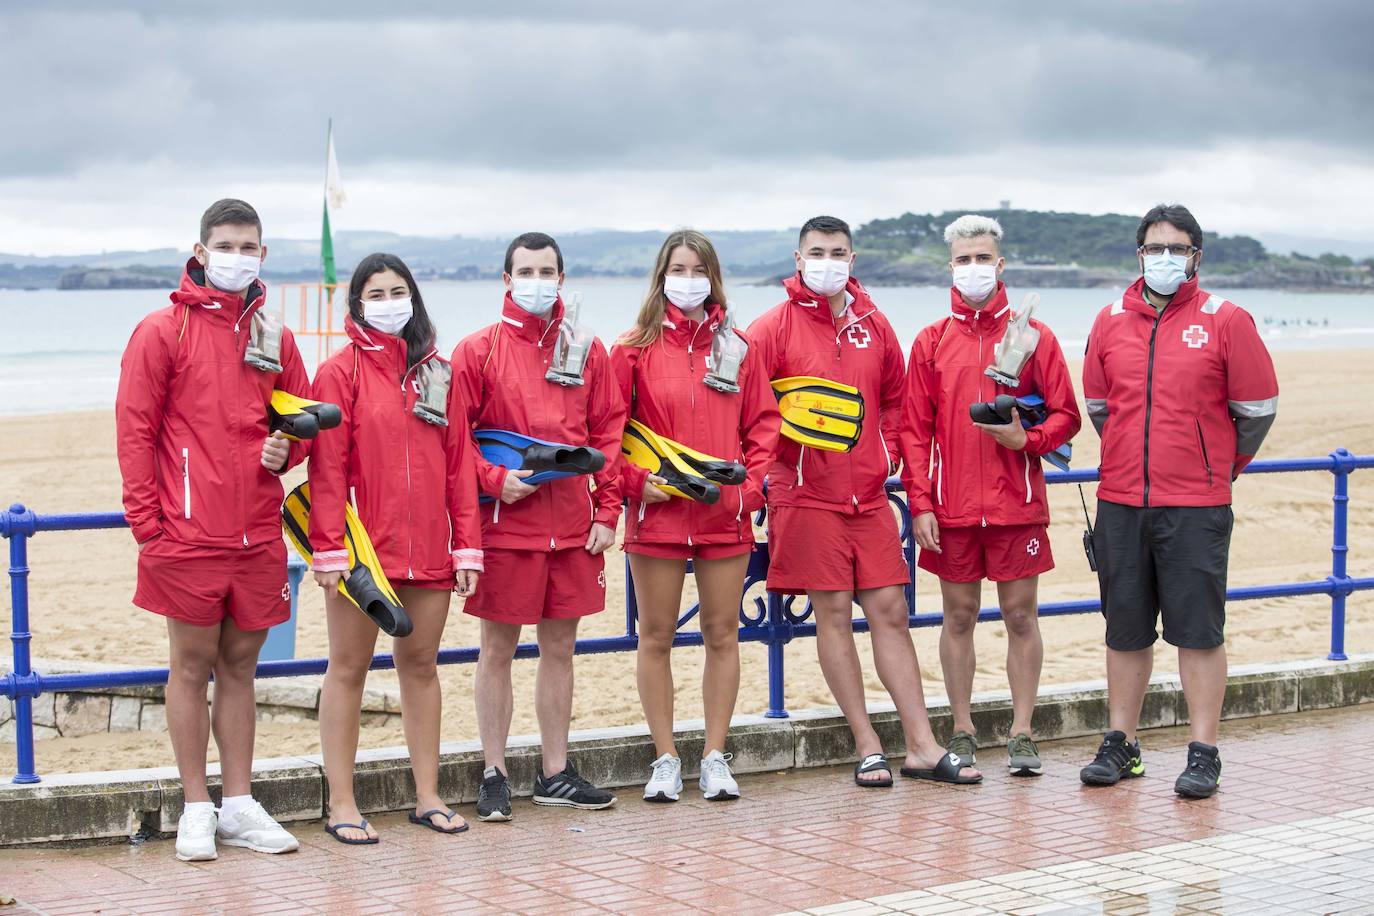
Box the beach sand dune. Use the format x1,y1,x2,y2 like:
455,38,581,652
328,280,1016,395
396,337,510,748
3,351,1371,774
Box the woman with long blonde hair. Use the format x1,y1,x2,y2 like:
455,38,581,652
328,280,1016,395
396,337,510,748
609,230,780,802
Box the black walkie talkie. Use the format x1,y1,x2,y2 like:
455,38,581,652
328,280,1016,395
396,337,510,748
1078,484,1098,573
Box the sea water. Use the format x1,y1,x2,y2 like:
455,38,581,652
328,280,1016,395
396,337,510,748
1,279,1371,416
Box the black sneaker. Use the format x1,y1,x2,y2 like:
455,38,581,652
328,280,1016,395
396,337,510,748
476,767,512,822
1079,730,1145,786
532,763,616,810
1174,741,1222,799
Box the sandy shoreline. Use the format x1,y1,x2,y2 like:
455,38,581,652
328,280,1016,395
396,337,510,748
2,350,1372,775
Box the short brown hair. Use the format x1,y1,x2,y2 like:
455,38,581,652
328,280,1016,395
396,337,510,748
200,198,262,244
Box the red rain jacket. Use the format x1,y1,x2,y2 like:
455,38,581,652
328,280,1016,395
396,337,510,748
899,283,1081,527
307,316,483,584
747,275,906,514
1083,276,1278,507
450,295,627,551
609,301,782,547
116,259,310,548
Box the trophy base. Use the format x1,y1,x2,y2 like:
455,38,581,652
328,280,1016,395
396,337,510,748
413,404,449,427
545,370,586,387
245,354,283,373
703,377,741,394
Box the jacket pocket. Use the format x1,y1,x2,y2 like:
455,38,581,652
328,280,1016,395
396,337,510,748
1194,419,1214,488
181,447,192,520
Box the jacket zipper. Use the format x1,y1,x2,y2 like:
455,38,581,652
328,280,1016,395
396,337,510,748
1143,314,1161,506
402,365,415,579
978,325,988,527
181,447,191,519
1195,418,1214,488
234,308,247,547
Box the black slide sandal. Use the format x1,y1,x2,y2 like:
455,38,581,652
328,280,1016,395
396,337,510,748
324,820,379,845
900,752,983,785
854,753,894,787
408,809,470,834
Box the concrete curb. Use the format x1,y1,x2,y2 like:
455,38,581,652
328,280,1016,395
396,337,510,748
3,654,1370,846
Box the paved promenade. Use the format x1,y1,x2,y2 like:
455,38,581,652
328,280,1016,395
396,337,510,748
2,705,1372,915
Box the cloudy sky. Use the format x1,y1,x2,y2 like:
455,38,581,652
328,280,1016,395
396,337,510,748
3,1,1371,255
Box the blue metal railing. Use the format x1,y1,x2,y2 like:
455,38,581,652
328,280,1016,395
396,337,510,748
5,449,1371,784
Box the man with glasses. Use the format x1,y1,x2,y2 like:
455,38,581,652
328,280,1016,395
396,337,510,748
1080,204,1277,798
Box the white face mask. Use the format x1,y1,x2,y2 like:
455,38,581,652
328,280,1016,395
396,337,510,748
363,296,413,336
952,263,998,303
510,278,559,316
663,275,711,310
1142,252,1190,296
801,258,850,297
202,249,261,293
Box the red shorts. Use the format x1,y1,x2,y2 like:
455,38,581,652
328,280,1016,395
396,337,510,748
765,505,909,595
917,523,1054,583
464,546,606,625
626,541,754,562
134,536,291,631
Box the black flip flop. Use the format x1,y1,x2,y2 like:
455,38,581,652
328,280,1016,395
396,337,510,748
854,753,893,788
900,752,983,785
408,808,470,834
324,819,379,845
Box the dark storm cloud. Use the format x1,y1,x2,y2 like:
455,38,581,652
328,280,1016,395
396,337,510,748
3,0,1370,178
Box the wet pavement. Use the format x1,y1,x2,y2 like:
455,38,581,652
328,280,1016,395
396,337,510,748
1,705,1372,915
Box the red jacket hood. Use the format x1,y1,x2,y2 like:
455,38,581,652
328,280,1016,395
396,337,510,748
781,274,876,325
500,292,566,343
170,257,267,322
343,313,438,373
1123,274,1203,317
660,301,726,343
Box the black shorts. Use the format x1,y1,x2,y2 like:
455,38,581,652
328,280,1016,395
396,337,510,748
1093,500,1233,651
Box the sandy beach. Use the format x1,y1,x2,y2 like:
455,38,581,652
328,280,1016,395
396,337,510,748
3,350,1371,775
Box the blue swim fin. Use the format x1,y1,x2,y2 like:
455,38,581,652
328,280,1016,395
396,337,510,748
474,429,607,490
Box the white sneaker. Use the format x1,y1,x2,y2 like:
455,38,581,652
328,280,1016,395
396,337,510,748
643,753,683,802
215,799,300,854
699,750,739,801
175,806,218,862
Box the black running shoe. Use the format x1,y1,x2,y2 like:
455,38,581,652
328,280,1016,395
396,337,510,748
532,763,616,810
1080,730,1145,786
476,767,513,822
1174,741,1222,799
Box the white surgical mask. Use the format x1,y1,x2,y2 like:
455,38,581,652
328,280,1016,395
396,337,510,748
363,296,413,335
511,279,559,316
952,263,998,303
801,258,850,297
664,275,711,309
1143,252,1190,296
202,249,261,293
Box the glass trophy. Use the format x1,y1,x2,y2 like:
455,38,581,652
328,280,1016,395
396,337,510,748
413,359,452,427
703,309,747,393
985,293,1041,387
546,291,591,387
244,309,284,373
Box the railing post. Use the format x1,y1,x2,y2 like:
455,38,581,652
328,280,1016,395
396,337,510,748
765,591,789,718
1328,448,1353,661
4,504,41,784
624,553,639,638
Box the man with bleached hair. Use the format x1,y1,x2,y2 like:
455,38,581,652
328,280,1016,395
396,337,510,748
900,214,1080,777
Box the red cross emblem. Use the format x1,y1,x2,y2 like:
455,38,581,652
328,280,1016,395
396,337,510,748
846,325,872,349
1026,538,1040,557
1182,325,1209,349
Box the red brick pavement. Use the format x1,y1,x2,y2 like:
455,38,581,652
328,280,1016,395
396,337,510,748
2,705,1372,914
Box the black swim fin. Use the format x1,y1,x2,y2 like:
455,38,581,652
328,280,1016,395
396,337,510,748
621,419,721,504
270,390,343,441
281,483,413,637
657,433,747,486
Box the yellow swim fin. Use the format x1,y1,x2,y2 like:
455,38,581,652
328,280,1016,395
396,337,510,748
281,483,412,637
770,376,864,453
621,419,721,504
269,390,342,441
656,434,746,486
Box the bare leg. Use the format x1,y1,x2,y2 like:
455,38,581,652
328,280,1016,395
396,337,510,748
858,585,979,778
809,589,886,780
535,617,580,777
317,588,380,840
1178,645,1227,745
1106,646,1154,743
996,576,1042,737
475,619,522,775
693,554,749,756
628,554,688,758
210,619,269,798
165,619,221,803
392,586,456,829
936,579,981,736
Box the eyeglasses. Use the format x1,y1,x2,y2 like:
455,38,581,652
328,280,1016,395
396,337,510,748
1139,244,1198,257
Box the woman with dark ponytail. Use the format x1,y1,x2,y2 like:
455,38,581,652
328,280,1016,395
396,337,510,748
308,253,483,843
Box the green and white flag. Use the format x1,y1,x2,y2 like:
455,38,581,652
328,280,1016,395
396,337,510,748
322,123,345,291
